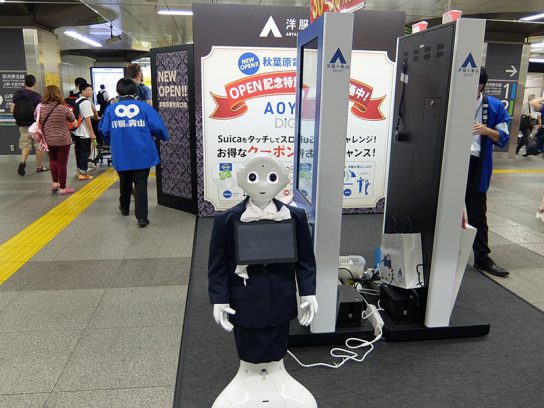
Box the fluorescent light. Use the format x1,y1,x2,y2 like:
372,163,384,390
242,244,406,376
529,58,544,63
157,9,193,16
520,13,544,21
531,41,544,48
64,30,102,47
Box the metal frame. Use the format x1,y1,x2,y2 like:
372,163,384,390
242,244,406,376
293,12,354,333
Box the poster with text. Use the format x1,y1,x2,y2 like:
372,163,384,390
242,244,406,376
202,46,394,211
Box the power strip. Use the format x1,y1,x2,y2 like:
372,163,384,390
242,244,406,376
365,304,384,336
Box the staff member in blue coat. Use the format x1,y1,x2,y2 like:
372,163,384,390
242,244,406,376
466,67,510,277
99,78,169,227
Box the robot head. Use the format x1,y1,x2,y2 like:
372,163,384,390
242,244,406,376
237,155,289,203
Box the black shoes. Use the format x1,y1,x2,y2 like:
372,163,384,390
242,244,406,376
18,162,25,176
119,205,129,216
137,218,150,228
474,259,509,278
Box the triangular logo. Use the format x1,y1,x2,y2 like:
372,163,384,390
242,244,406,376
259,16,282,38
461,53,477,69
330,48,347,64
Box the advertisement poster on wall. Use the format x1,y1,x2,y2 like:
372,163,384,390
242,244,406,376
201,46,394,211
0,71,25,127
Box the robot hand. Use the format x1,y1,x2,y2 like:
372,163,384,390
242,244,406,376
213,304,236,332
298,295,318,326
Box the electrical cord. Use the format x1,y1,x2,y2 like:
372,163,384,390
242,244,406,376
338,267,356,282
287,296,384,369
287,327,382,369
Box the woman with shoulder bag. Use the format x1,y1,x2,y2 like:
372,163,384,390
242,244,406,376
39,85,79,195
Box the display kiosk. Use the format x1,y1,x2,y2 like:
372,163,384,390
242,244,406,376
381,18,491,340
291,12,367,339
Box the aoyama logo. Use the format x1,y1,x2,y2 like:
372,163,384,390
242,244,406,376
259,16,282,38
115,104,140,119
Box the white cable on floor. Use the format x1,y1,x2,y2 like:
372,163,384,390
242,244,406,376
287,327,382,369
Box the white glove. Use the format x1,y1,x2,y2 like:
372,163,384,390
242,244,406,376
213,303,236,332
298,295,318,326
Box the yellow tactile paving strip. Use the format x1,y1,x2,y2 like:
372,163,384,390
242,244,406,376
494,169,544,174
0,168,118,285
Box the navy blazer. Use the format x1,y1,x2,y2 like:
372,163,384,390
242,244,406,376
208,198,317,329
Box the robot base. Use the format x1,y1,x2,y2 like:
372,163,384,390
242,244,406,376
381,306,490,342
212,359,317,408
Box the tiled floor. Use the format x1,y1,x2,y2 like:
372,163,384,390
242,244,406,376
0,153,542,407
0,156,194,408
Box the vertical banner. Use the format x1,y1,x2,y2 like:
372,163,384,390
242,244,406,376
152,45,197,213
201,47,394,210
0,29,26,131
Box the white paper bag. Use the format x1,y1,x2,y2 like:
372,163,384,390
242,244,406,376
380,233,424,289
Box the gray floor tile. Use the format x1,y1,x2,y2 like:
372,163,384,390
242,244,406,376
488,244,544,269
1,260,120,292
0,393,49,408
54,326,182,391
0,330,82,394
488,231,512,245
52,231,133,262
110,257,191,288
488,268,544,306
521,242,544,257
124,225,195,259
491,226,543,244
89,286,187,328
45,387,174,408
0,289,104,332
0,291,18,312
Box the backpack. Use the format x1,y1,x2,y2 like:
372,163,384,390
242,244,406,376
97,90,105,105
13,92,36,126
64,95,84,130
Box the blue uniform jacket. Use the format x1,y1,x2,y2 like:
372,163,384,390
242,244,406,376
208,198,317,329
477,94,510,192
99,98,169,172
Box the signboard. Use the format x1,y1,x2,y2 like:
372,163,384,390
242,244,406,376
151,45,197,213
201,46,394,210
90,67,125,103
0,70,25,127
484,43,523,151
310,0,366,22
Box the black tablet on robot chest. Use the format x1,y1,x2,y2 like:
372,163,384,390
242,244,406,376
235,219,298,265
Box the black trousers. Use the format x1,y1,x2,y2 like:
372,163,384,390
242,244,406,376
118,168,150,220
516,127,532,154
72,135,91,173
465,155,491,264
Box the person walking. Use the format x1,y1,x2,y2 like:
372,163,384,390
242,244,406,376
71,83,97,180
38,85,78,195
11,74,47,175
127,63,152,105
99,78,169,227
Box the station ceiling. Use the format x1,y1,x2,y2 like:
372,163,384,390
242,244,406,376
0,0,543,58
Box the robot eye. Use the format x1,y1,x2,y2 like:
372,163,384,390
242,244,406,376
247,172,259,183
268,172,278,183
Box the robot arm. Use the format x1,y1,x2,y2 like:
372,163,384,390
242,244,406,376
213,304,236,332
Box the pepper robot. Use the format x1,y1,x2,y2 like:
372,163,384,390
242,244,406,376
208,155,319,407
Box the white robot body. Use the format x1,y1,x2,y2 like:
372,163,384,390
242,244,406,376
212,359,317,408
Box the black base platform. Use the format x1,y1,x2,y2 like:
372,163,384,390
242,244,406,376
381,306,490,342
289,319,375,347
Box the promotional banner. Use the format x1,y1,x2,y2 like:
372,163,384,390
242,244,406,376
202,46,394,211
152,46,197,213
0,71,25,127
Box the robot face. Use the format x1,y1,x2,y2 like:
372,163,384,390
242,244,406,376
237,155,289,202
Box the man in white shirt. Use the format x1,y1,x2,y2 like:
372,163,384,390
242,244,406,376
72,83,97,180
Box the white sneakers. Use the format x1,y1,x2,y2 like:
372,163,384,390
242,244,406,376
536,209,544,222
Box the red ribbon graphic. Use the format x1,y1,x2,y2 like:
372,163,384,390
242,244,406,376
209,72,385,121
